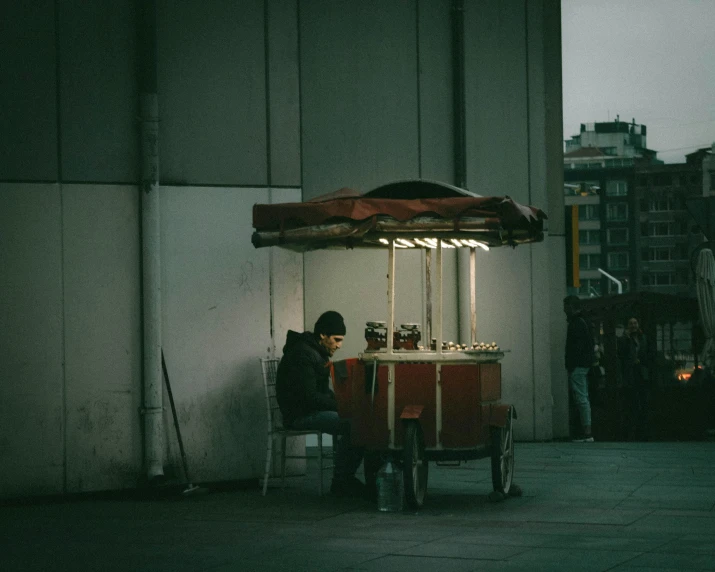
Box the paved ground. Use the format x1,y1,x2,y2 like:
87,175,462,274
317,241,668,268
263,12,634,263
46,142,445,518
2,441,715,571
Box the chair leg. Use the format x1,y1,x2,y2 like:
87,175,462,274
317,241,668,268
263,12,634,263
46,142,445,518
262,432,273,496
317,433,324,496
280,434,287,490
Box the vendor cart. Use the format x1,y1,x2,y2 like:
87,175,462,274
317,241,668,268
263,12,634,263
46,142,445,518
253,180,546,508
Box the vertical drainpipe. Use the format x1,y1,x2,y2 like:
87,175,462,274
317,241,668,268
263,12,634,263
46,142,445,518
138,0,164,483
452,0,466,189
452,0,470,343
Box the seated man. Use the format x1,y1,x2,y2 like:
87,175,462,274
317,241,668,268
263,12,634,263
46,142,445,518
276,310,366,497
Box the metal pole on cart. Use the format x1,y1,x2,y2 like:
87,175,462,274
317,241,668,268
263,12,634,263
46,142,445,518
387,240,396,448
435,243,443,358
470,247,477,345
434,242,443,449
425,249,432,349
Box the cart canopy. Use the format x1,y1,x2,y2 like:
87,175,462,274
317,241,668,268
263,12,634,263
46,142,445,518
252,180,547,251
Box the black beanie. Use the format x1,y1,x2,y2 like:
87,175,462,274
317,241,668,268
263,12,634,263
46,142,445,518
314,311,346,337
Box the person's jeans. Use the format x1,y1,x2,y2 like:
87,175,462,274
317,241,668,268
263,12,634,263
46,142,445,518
568,367,592,429
624,381,650,440
290,411,364,480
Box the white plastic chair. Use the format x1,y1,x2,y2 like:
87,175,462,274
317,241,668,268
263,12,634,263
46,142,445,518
260,358,333,496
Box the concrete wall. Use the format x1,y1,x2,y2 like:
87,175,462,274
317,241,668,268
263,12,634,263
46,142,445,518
0,183,303,494
300,0,461,356
62,186,143,492
160,185,303,482
0,0,565,497
0,185,65,496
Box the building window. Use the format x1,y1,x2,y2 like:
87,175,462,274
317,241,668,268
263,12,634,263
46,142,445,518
608,251,629,269
644,272,675,286
654,174,672,187
565,181,600,196
579,204,600,220
606,180,628,196
649,247,673,262
607,203,628,221
579,229,600,245
680,268,691,286
578,279,601,297
649,198,673,212
601,147,617,156
605,158,634,168
579,253,600,270
649,222,679,237
607,228,629,245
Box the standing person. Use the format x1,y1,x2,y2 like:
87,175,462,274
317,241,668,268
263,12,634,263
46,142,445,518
617,317,653,441
563,295,595,442
276,310,366,497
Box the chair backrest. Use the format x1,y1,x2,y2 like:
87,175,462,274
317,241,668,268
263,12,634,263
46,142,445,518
260,357,283,431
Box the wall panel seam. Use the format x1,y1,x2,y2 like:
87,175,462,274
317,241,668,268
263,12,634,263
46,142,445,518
264,0,272,188
525,0,537,440
296,0,304,195
59,184,68,493
416,0,422,180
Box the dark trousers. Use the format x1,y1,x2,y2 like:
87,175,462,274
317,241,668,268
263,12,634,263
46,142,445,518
624,383,650,440
290,411,364,479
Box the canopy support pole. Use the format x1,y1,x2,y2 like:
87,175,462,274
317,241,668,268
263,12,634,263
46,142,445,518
435,244,444,449
470,247,477,345
425,249,432,349
387,241,396,448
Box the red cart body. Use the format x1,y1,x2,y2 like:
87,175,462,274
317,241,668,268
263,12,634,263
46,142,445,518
334,358,509,460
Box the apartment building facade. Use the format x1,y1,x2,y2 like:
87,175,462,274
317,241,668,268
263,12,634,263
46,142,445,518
564,120,708,298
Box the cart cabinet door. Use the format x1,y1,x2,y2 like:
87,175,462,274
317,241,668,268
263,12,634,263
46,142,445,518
479,363,502,402
441,364,482,448
347,361,390,449
332,358,359,419
394,364,438,449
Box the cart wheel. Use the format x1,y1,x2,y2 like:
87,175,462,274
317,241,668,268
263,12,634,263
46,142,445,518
490,407,514,495
403,421,428,508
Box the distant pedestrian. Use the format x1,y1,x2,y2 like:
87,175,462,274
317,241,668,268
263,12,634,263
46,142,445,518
618,317,654,440
564,295,595,442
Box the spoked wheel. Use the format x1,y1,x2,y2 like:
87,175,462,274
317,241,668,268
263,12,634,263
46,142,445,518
403,421,428,508
490,407,514,495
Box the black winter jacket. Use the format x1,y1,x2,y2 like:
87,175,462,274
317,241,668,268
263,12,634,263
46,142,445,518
565,313,595,372
617,332,653,386
276,330,337,426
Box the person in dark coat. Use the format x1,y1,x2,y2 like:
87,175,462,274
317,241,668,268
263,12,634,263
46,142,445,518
617,316,654,440
276,310,365,497
564,295,596,442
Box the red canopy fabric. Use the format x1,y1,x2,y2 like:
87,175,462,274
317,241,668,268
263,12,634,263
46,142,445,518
251,180,547,250
253,183,546,231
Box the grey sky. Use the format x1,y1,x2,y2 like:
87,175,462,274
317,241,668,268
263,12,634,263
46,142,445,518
561,0,715,164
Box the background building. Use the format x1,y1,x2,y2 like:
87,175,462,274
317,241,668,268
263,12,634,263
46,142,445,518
636,157,705,296
565,117,656,167
564,120,707,298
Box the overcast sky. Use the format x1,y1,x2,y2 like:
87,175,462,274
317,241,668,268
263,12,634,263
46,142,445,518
561,0,715,164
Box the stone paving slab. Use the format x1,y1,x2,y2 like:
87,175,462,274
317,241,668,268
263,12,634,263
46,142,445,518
2,442,715,571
